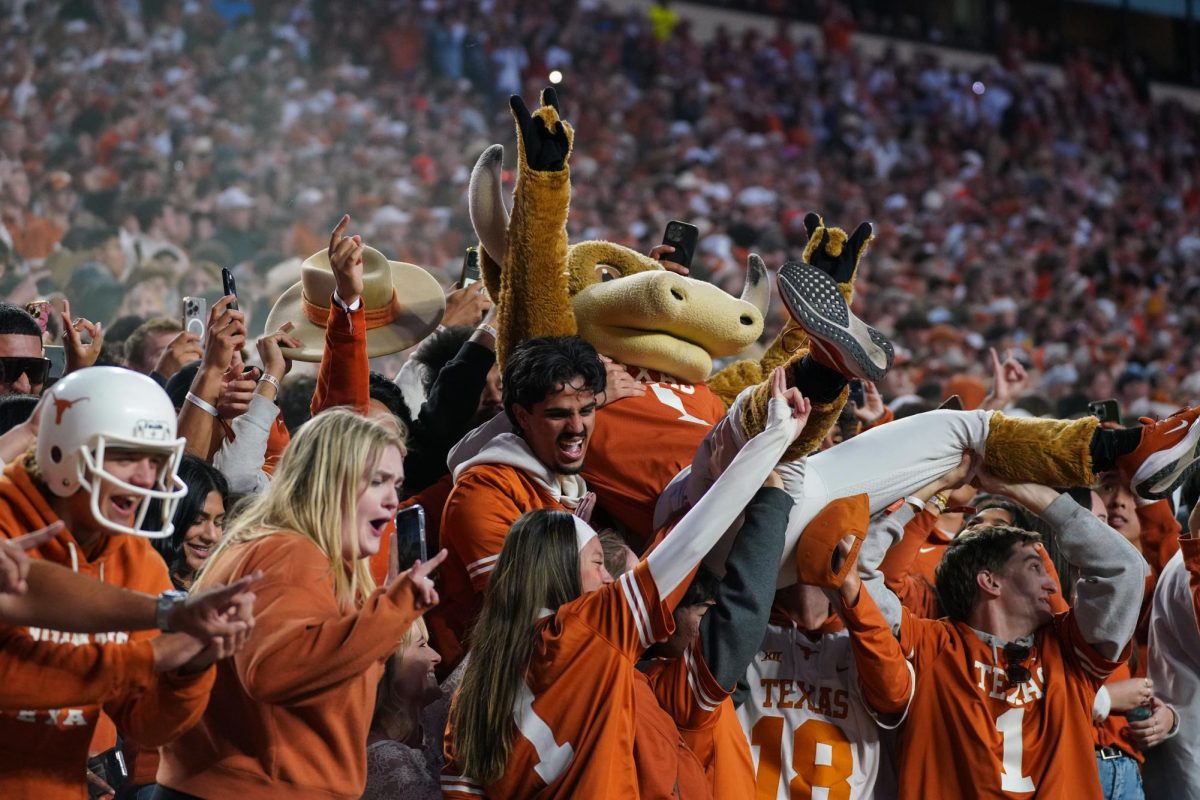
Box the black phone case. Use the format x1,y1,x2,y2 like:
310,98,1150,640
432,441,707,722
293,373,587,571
661,221,699,269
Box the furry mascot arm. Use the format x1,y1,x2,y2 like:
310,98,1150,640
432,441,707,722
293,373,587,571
479,88,577,368
707,214,875,460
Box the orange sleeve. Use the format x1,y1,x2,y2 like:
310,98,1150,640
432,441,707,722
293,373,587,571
898,606,952,668
1182,536,1200,627
839,585,914,719
0,630,156,708
860,405,894,431
231,538,423,706
443,470,547,593
571,561,673,657
261,415,290,476
646,639,728,730
310,300,369,416
879,508,939,616
103,660,216,747
1053,610,1125,689
1136,500,1180,575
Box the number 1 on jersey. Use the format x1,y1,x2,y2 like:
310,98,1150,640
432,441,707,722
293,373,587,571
995,707,1035,793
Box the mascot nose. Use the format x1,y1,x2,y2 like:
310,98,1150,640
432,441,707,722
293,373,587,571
659,278,689,307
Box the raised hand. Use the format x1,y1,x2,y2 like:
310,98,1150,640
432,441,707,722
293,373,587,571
59,298,103,374
767,366,812,440
851,380,885,424
399,548,448,609
802,212,873,285
510,88,571,172
256,321,301,384
203,295,246,376
442,283,492,327
649,244,689,276
573,492,597,524
983,347,1029,411
154,330,204,380
328,214,364,307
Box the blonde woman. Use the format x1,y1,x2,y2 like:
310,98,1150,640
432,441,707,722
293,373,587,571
362,618,454,800
156,410,446,800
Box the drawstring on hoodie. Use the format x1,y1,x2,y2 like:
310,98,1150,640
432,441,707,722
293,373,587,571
67,542,79,573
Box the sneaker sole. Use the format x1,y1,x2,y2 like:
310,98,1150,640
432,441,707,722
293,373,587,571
1131,420,1200,499
777,263,894,382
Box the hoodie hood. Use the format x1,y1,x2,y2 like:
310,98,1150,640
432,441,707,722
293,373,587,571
1,458,129,572
453,432,588,510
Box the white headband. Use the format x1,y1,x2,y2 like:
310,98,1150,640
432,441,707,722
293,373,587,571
573,515,597,552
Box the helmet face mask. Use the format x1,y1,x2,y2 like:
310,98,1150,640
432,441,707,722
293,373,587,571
36,367,189,539
77,435,187,539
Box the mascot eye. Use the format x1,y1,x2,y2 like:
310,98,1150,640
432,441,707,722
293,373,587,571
595,265,621,283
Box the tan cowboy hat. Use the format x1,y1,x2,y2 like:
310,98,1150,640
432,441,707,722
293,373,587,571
265,246,445,363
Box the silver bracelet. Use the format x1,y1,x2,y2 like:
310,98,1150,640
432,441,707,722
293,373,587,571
185,392,219,417
257,372,281,392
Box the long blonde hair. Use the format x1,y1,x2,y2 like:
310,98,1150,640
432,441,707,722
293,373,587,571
198,409,405,609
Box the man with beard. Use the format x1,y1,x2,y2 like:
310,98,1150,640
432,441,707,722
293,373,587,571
431,335,607,671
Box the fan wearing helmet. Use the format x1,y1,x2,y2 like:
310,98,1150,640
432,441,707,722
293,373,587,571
0,367,219,800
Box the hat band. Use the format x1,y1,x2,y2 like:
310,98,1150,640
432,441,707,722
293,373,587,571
301,289,402,330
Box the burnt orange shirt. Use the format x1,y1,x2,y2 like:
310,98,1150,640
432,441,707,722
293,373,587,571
584,371,725,544
442,561,674,798
0,461,214,800
897,608,1120,799
643,639,754,799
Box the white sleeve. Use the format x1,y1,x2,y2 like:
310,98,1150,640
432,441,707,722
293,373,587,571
646,396,796,598
212,393,278,494
1092,685,1111,722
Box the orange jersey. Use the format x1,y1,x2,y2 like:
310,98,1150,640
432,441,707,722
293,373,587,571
432,463,564,668
643,639,755,799
739,605,910,800
442,561,674,799
897,608,1120,799
584,370,726,543
0,461,213,800
632,670,712,800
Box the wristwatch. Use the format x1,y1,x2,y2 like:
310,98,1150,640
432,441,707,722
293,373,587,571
156,590,188,632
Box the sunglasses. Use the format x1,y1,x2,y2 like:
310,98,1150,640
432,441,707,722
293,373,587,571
0,357,50,386
1003,642,1031,688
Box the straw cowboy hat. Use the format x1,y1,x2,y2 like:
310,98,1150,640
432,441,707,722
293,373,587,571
265,246,445,362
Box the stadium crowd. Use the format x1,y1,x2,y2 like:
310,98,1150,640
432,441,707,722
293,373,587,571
1,1,1200,799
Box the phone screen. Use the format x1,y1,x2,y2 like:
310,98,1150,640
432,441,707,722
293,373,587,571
395,505,427,570
460,247,481,288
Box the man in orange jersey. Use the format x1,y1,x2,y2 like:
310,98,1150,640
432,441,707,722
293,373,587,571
433,335,607,667
738,495,916,799
859,466,1147,799
0,367,234,799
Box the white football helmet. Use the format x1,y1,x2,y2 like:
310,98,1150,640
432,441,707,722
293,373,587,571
37,367,187,538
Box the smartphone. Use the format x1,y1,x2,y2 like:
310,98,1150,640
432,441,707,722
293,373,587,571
44,345,66,380
86,746,128,797
848,380,865,408
182,296,207,344
395,505,427,571
221,267,239,311
1088,399,1120,424
460,246,481,288
661,220,700,270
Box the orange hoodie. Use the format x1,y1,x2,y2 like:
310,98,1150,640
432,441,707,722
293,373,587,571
0,459,215,800
157,531,427,799
0,630,156,708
